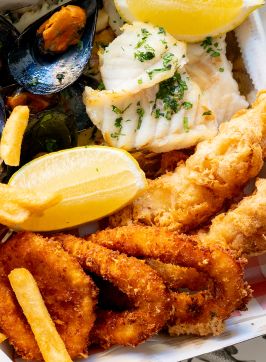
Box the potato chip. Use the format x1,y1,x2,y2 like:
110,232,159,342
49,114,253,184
0,105,29,166
8,268,73,362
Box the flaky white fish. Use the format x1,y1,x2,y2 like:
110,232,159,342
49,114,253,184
83,71,216,152
99,22,186,93
186,36,248,124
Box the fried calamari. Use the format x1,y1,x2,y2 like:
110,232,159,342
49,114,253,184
55,233,172,348
0,232,97,360
89,225,251,336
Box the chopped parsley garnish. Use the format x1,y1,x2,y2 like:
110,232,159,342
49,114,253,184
160,39,168,49
183,117,189,132
134,44,155,62
200,37,222,57
110,104,132,139
203,110,212,116
111,103,132,114
182,101,193,110
138,79,143,84
162,52,174,67
136,101,145,130
136,28,151,48
27,77,39,87
98,81,105,90
158,26,166,35
219,67,224,72
147,64,172,80
152,72,190,120
56,73,65,84
111,116,123,139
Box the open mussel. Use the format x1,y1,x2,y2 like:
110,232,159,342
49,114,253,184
8,0,98,94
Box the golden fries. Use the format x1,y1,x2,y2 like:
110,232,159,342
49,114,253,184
0,183,62,213
0,183,62,228
0,332,6,343
8,268,73,362
0,105,30,166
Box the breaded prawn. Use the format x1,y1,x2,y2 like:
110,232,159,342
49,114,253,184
200,178,266,257
110,91,266,231
56,233,171,348
89,225,251,336
0,232,97,360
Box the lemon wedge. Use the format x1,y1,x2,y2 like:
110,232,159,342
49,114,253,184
114,0,264,42
9,146,147,231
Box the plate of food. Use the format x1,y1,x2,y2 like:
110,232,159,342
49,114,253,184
0,0,266,361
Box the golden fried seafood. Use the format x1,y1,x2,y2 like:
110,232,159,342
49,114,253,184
146,259,212,291
200,178,266,257
110,91,266,231
56,233,171,348
89,225,251,336
0,232,97,360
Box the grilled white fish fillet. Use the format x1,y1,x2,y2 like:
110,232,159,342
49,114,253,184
186,36,248,124
84,71,216,152
99,22,187,93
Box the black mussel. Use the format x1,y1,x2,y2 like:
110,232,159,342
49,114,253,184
21,109,77,162
58,76,97,131
8,0,98,95
0,15,19,87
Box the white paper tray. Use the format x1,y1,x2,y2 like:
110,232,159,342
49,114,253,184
0,1,266,361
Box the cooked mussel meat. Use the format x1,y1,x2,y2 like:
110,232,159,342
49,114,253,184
37,5,87,54
8,0,98,94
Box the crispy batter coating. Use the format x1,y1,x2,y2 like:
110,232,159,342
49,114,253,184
0,232,97,360
109,91,266,231
56,233,171,348
200,178,266,257
89,225,251,336
146,259,212,291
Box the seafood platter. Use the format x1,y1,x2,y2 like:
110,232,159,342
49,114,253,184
0,0,266,361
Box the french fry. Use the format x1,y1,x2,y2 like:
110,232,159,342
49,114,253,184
0,105,30,166
0,332,6,343
0,202,29,226
8,268,73,362
0,183,62,213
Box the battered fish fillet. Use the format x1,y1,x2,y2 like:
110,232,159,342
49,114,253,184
55,233,171,348
110,91,266,231
199,178,266,257
0,232,97,360
89,225,251,336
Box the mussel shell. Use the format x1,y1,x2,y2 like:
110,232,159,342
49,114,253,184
8,0,98,95
21,109,77,162
0,15,19,87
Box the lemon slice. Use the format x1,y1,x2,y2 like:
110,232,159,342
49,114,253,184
9,146,147,231
114,0,264,42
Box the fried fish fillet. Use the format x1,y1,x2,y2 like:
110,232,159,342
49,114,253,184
110,91,266,231
0,232,97,360
199,178,266,257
